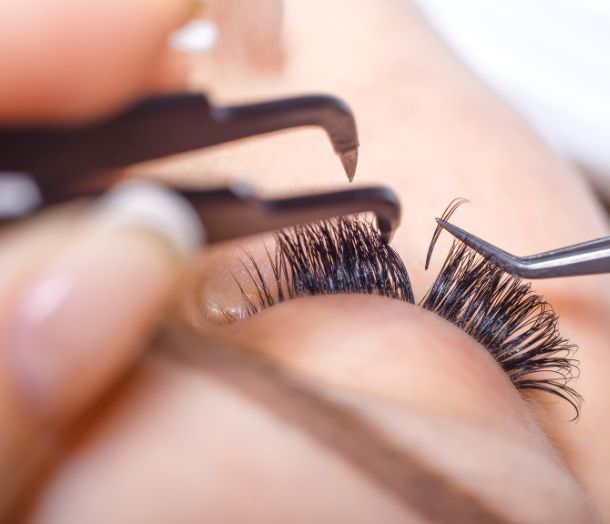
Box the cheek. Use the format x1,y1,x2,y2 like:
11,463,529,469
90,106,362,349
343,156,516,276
214,295,536,432
28,355,410,524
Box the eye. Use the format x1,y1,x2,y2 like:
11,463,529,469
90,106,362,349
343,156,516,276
227,209,582,418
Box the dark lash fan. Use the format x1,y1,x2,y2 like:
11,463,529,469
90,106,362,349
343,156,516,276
421,241,581,418
237,217,414,316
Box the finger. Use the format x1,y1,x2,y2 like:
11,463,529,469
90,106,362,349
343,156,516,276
0,181,203,511
147,47,191,94
0,0,194,124
0,205,86,515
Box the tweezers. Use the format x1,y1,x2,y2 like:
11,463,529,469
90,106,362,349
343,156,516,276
167,184,400,244
0,179,400,244
437,218,610,278
0,91,401,243
0,91,359,198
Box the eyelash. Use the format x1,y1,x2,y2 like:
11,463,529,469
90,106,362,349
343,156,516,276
232,215,581,418
421,241,580,417
235,218,414,317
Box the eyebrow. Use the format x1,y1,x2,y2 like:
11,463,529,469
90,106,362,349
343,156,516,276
156,322,510,524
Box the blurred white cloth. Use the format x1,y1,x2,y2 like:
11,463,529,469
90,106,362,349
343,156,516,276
413,0,610,199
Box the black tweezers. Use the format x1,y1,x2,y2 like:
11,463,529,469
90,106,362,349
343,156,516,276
0,92,401,243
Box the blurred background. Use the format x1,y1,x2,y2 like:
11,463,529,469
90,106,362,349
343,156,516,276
413,0,610,201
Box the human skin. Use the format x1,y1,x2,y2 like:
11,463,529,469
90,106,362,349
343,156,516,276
9,0,610,522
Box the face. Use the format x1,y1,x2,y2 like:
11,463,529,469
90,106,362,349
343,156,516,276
23,1,610,522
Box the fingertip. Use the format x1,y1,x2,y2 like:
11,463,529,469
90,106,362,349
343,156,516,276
147,48,191,94
0,0,194,124
6,181,203,419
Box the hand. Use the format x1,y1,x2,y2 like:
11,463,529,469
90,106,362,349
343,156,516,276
0,0,198,514
0,0,193,123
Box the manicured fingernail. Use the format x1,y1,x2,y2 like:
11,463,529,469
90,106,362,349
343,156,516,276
8,181,203,417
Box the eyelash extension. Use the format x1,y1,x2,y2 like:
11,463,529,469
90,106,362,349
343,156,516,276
421,200,581,417
235,217,414,317
420,240,581,418
425,197,469,270
234,213,581,417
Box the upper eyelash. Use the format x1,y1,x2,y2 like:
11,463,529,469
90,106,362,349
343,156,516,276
236,217,414,318
233,215,581,417
421,241,581,418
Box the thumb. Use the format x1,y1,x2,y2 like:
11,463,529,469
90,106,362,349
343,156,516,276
0,0,194,124
0,181,203,513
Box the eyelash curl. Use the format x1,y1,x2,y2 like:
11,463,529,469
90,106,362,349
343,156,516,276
235,218,414,316
421,241,581,417
234,215,582,418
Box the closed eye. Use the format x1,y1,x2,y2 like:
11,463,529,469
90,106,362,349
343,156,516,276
228,209,582,419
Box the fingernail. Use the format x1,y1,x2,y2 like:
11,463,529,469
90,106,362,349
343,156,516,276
8,181,203,417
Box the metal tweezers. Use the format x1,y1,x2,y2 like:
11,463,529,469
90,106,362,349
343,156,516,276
0,92,401,243
437,218,610,278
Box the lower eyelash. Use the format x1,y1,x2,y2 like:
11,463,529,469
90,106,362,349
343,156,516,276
232,215,581,417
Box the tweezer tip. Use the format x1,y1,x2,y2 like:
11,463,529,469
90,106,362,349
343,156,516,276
380,229,393,244
340,148,358,182
435,217,468,241
436,218,501,262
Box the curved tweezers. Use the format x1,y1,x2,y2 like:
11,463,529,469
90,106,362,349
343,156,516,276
0,180,401,244
0,92,359,196
185,184,400,244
